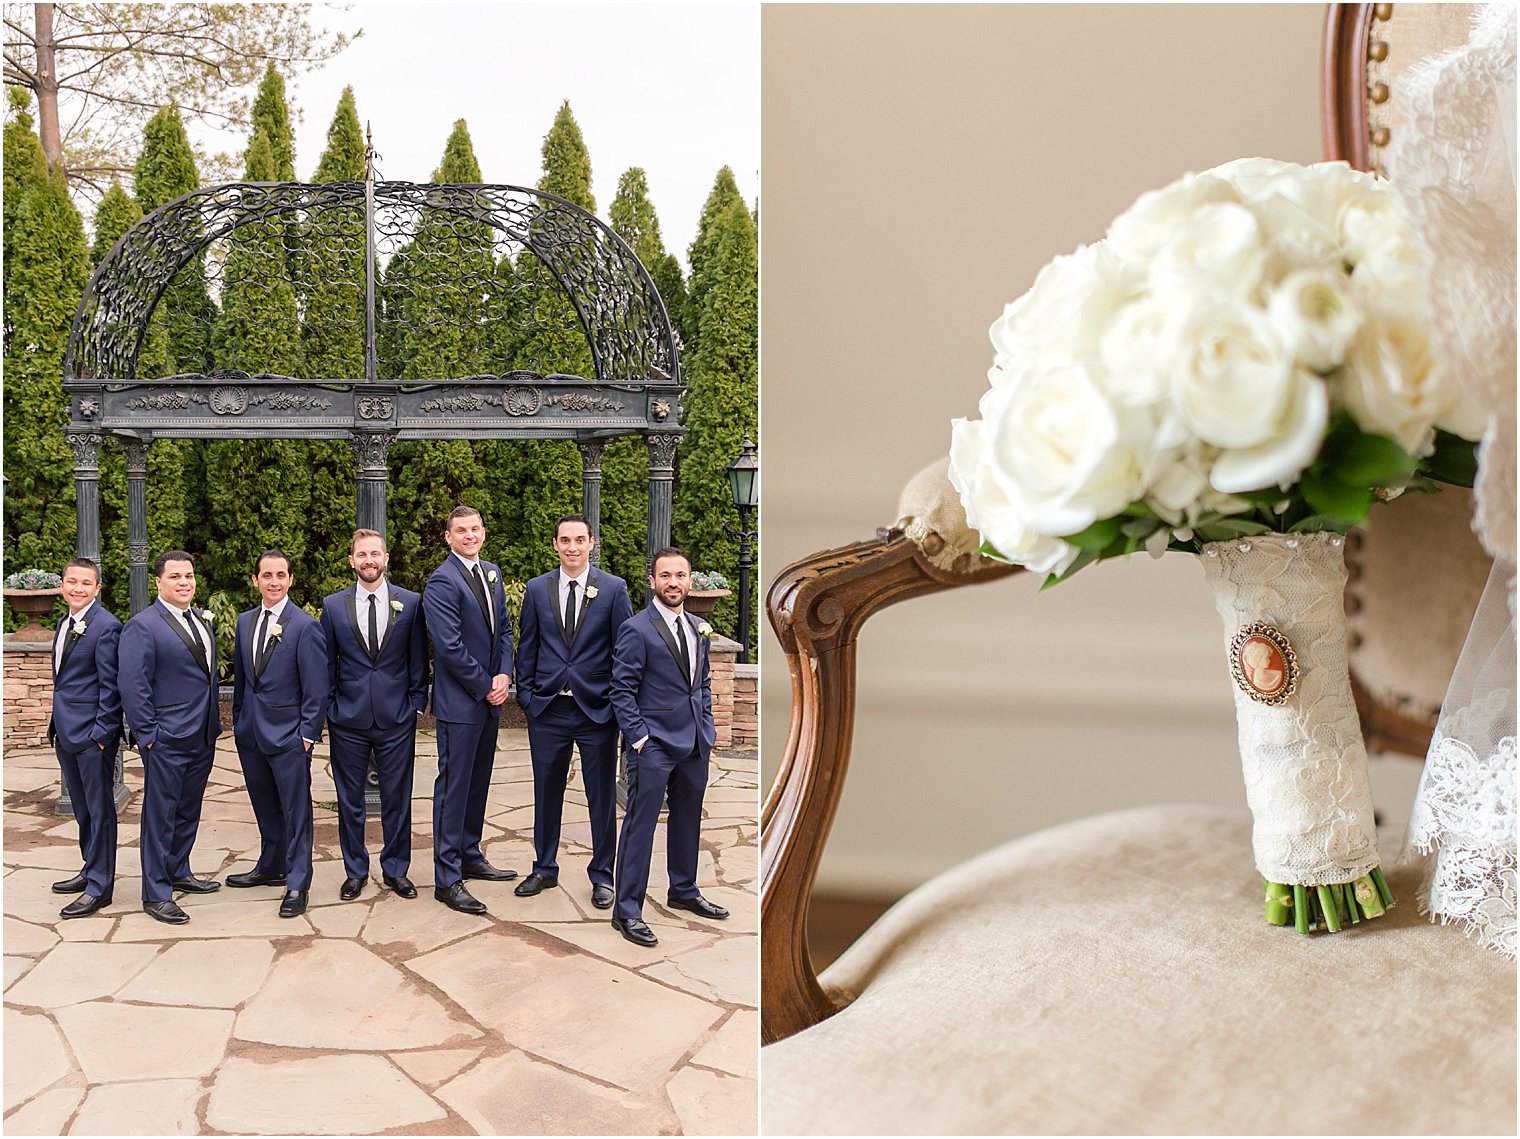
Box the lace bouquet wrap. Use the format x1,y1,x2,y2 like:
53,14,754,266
949,157,1482,932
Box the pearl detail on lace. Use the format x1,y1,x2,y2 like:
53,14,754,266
1286,537,1299,549
1237,541,1252,553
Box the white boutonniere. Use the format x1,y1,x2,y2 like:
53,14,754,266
585,585,599,600
487,570,498,585
697,622,713,639
201,610,215,624
72,617,89,636
390,599,404,614
269,624,284,643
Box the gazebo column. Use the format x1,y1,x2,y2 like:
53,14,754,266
124,438,151,616
67,430,105,568
350,432,394,539
578,440,607,567
646,432,679,560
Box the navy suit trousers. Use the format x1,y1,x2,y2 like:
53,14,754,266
139,739,214,902
613,738,708,921
57,735,119,895
329,722,415,880
433,716,499,887
236,740,315,891
525,695,618,886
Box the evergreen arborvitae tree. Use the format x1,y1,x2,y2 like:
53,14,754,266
383,120,494,590
3,88,48,324
251,64,296,180
672,196,758,642
297,85,367,592
491,102,594,586
3,161,90,595
92,183,146,612
200,117,313,601
681,166,744,355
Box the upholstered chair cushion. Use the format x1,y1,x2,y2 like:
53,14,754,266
763,804,1516,1135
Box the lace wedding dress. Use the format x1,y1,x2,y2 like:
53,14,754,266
1390,3,1517,958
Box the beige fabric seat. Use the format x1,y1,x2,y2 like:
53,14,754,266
764,804,1517,1135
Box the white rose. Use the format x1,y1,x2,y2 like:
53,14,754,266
949,418,1079,576
989,244,1134,381
981,358,1143,536
1168,302,1329,491
1339,316,1459,455
1267,268,1362,372
1150,201,1268,296
1106,169,1242,268
1097,296,1182,408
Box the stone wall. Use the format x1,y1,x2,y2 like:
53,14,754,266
4,640,54,747
709,634,738,751
732,663,758,751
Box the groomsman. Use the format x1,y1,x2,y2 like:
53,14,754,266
320,529,429,901
423,505,517,914
228,550,328,918
119,551,222,925
513,515,633,909
609,547,729,947
47,558,121,919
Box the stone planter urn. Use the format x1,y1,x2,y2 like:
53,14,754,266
684,589,731,619
4,589,62,642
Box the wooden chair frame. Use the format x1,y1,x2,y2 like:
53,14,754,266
761,3,1402,1046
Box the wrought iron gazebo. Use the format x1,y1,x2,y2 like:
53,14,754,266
63,159,683,614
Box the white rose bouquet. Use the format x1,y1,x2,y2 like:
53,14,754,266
949,159,1482,934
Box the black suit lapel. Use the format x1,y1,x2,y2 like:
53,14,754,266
552,571,572,649
377,594,400,656
453,557,492,627
649,606,687,682
343,588,371,662
158,603,211,678
571,570,597,647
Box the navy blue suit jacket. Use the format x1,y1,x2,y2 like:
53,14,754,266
232,603,328,754
320,584,429,731
119,601,220,751
610,603,715,759
423,555,514,724
515,568,633,722
49,603,123,752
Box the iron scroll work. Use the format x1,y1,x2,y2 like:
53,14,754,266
63,180,683,613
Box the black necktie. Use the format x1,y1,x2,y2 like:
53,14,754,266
254,609,271,672
564,580,578,640
674,616,691,684
57,621,78,674
469,564,491,627
186,611,207,669
367,592,379,657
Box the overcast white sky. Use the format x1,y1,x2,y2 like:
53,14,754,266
210,2,759,267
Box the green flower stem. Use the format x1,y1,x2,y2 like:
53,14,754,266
1292,884,1311,934
1370,867,1395,909
1342,883,1360,924
1268,868,1394,932
1263,880,1293,926
1316,885,1342,932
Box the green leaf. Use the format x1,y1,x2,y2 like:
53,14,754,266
1423,429,1479,487
1322,429,1417,487
1193,518,1275,542
1287,515,1352,534
1300,470,1373,525
1038,547,1099,591
1063,516,1123,551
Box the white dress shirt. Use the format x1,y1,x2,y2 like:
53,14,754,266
54,598,97,672
357,577,391,651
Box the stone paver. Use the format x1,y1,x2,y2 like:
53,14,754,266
4,1008,73,1111
115,940,274,1009
237,940,476,1050
434,1050,678,1135
55,1003,234,1083
3,733,757,1134
4,942,159,1009
69,1079,203,1135
205,1055,447,1135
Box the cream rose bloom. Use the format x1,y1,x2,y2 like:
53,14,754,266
949,418,1079,576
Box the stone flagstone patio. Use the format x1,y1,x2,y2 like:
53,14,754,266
3,729,758,1135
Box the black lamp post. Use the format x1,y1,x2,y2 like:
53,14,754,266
726,437,760,664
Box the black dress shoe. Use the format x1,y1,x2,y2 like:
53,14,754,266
143,899,189,924
611,916,659,946
225,870,287,889
60,892,111,919
383,874,418,899
514,873,558,897
339,877,367,901
278,890,309,918
52,873,88,894
434,881,487,914
461,860,518,882
666,894,730,920
172,875,221,894
591,884,614,910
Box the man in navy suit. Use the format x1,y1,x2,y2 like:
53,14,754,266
227,550,329,918
609,547,729,946
513,515,634,909
423,505,517,914
47,558,122,919
119,550,222,925
320,528,429,901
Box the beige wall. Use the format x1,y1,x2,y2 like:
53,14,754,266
759,4,1423,894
